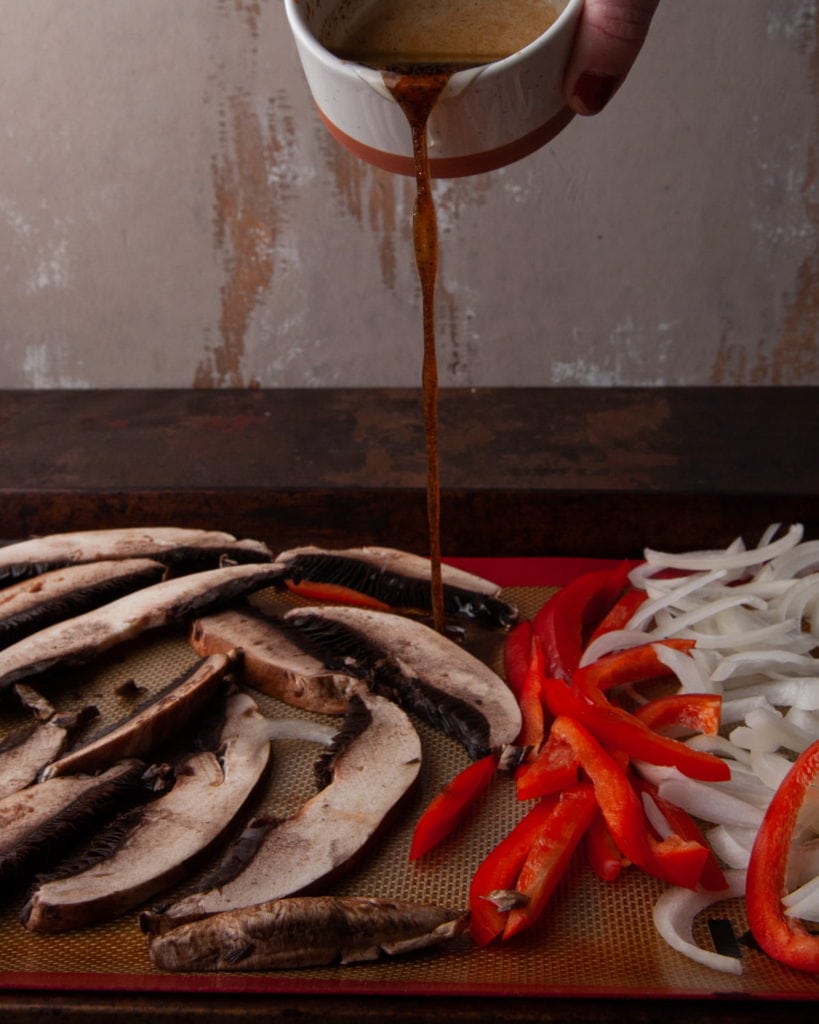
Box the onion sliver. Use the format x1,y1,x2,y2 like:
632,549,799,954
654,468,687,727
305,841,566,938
652,869,747,975
643,525,803,573
656,778,766,828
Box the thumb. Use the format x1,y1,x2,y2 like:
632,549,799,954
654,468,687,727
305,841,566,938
564,0,661,115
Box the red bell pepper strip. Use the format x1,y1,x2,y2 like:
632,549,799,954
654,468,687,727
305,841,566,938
283,579,391,611
409,752,498,861
634,693,722,737
503,784,597,939
633,776,727,891
587,588,648,644
514,635,547,754
746,739,819,973
543,677,730,783
533,562,632,681
550,715,710,890
572,639,696,704
503,619,533,700
515,726,579,800
586,808,629,882
468,796,560,946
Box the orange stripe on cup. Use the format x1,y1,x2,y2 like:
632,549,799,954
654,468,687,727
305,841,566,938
316,105,575,178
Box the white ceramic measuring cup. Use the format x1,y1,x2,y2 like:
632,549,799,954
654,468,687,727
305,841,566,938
284,0,584,177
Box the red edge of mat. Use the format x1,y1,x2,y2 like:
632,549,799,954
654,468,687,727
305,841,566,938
0,969,812,1002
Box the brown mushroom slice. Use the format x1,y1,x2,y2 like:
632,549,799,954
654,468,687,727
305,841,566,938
0,562,287,693
146,895,468,972
142,690,422,933
189,608,356,715
0,759,147,888
277,544,518,628
0,527,273,586
22,691,294,932
40,652,238,781
0,559,169,649
283,604,521,759
0,689,96,800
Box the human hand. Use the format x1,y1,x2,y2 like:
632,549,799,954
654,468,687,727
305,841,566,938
564,0,661,115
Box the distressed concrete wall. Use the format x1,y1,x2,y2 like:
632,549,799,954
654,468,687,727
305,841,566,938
0,0,816,388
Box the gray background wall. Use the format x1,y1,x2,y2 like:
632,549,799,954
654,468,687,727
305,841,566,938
1,0,816,389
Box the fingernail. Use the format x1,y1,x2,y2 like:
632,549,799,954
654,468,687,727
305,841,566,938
572,72,618,114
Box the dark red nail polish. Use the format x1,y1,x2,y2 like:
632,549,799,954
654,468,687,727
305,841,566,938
573,72,618,114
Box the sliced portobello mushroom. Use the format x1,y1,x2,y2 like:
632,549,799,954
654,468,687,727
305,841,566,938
22,691,291,932
0,559,168,649
0,562,287,693
0,688,96,800
189,607,356,715
141,689,422,933
146,895,468,972
283,604,521,759
276,544,518,629
0,759,148,890
0,527,273,585
40,652,238,781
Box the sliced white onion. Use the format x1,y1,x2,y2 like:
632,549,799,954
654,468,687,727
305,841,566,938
656,778,766,828
711,649,819,683
643,524,803,573
718,695,777,727
745,706,816,753
686,734,752,765
724,678,819,711
705,825,759,869
578,629,656,667
626,569,727,631
652,642,717,694
783,874,819,922
652,869,747,975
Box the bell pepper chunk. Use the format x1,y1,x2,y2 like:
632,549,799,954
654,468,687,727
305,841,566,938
633,776,728,891
634,693,722,737
586,808,629,882
587,588,648,644
503,784,598,939
572,640,696,704
514,635,547,754
543,677,730,783
515,726,579,800
533,562,632,681
469,796,560,946
550,715,710,890
409,752,498,860
284,579,391,610
746,739,819,973
503,619,533,700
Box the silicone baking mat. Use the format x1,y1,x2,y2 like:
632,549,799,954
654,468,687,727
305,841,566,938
0,559,816,1000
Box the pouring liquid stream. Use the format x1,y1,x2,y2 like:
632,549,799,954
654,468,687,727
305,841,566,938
384,69,452,634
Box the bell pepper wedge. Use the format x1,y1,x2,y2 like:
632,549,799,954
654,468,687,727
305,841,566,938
409,752,499,861
514,634,547,754
586,808,630,882
634,693,722,737
587,588,648,644
532,562,632,681
550,715,710,890
572,639,697,704
543,676,730,783
633,776,727,891
503,784,598,939
503,619,533,700
746,738,819,973
469,795,560,946
515,726,579,800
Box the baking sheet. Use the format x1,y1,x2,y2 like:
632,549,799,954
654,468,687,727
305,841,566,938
0,561,817,1000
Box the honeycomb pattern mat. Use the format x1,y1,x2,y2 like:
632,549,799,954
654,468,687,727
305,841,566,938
0,585,816,999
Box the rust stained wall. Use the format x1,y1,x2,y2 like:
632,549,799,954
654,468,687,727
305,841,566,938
0,0,817,389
